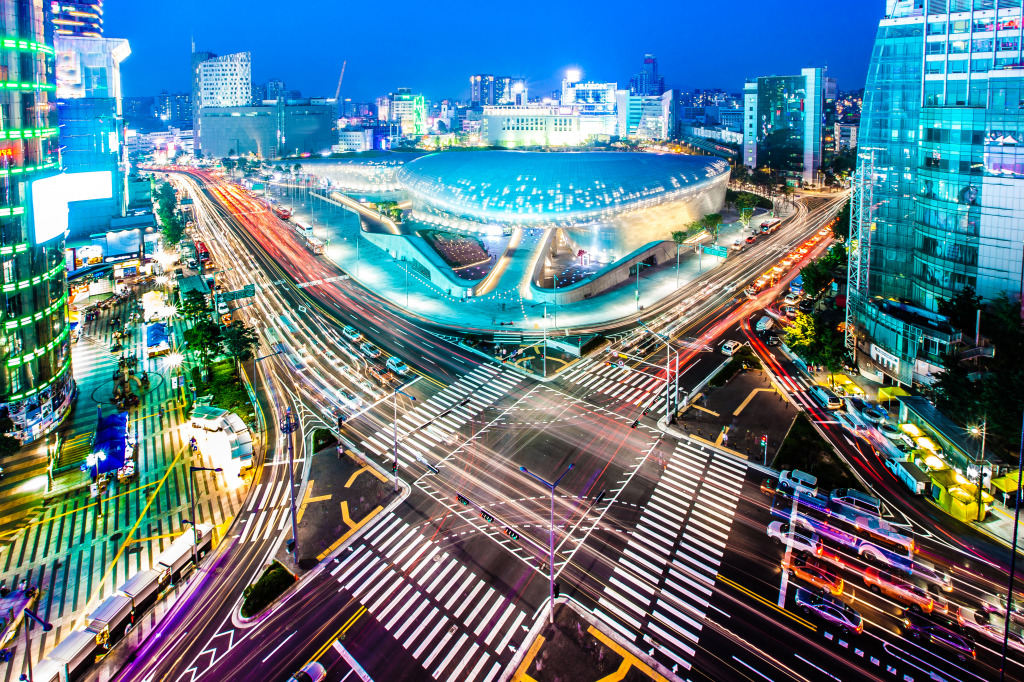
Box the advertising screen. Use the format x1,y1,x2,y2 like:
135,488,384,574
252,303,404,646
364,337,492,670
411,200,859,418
32,171,113,244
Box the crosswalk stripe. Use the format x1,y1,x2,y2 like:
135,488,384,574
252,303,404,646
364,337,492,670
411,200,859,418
405,608,442,652
494,611,526,653
451,581,485,617
416,617,453,661
392,600,431,639
458,645,487,682
432,633,468,678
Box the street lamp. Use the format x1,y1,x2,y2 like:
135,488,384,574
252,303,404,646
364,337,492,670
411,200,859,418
530,302,560,377
999,411,1024,682
392,385,416,492
634,261,651,311
968,421,987,519
519,463,574,624
638,320,677,420
280,408,300,565
187,466,222,565
20,608,52,682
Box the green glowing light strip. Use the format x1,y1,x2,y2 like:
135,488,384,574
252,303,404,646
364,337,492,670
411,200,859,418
0,127,57,140
6,355,71,402
1,258,66,293
0,39,54,55
0,162,59,178
4,292,66,330
6,325,69,367
0,81,54,92
0,243,29,255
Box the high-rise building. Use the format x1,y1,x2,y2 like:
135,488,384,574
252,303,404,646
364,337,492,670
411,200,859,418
51,1,103,37
561,74,618,138
1,0,75,442
629,54,665,96
615,90,676,140
191,50,216,146
388,89,426,136
156,91,192,124
470,75,524,105
198,52,252,108
742,68,833,184
847,0,1024,386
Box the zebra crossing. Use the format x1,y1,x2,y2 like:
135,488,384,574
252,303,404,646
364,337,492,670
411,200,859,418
594,439,748,672
359,364,522,469
233,478,297,543
331,512,528,681
561,359,671,414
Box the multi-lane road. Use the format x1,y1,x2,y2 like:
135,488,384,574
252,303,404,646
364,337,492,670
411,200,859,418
110,170,1022,682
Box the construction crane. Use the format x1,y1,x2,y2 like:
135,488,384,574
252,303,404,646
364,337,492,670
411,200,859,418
334,61,347,101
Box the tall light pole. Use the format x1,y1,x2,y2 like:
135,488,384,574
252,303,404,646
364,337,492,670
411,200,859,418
280,408,300,565
20,608,52,682
634,262,651,311
638,320,676,421
999,410,1024,682
188,466,222,565
968,420,987,519
392,386,416,492
519,463,574,624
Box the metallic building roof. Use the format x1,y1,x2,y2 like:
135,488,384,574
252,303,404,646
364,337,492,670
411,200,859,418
396,151,730,221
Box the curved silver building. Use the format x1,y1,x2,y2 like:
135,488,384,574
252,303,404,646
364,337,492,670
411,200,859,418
397,151,730,263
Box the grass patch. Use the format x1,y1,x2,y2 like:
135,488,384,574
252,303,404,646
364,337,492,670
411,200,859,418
195,360,256,425
709,347,761,387
312,428,337,451
241,561,295,618
772,413,862,492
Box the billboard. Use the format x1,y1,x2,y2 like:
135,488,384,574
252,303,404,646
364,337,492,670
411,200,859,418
32,171,113,244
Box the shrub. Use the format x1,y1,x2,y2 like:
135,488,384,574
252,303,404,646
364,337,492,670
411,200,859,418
240,561,295,618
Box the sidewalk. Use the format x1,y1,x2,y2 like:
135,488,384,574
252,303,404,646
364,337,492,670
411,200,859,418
273,180,791,334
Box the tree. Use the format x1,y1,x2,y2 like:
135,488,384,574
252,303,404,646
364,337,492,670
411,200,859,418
937,285,983,334
221,320,260,376
671,230,688,283
800,259,832,299
832,199,851,242
179,289,210,321
731,163,752,186
292,163,302,174
700,213,724,239
786,313,847,370
182,317,223,374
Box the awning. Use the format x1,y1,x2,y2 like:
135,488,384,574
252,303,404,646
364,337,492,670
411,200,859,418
900,423,924,438
991,472,1022,494
830,374,853,386
916,436,941,453
878,386,910,402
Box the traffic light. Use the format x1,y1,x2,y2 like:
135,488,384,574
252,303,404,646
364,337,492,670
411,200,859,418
480,512,494,523
504,528,520,541
760,435,768,447
553,582,561,599
456,494,470,506
336,415,345,430
642,407,651,416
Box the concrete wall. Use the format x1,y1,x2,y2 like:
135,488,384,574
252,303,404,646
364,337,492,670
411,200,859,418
360,229,479,298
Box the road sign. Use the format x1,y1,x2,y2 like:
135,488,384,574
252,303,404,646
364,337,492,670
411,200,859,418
220,284,256,303
702,244,729,258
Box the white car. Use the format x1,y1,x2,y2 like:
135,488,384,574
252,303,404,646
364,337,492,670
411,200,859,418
387,356,410,375
342,325,362,342
359,342,381,359
216,301,230,316
783,292,801,305
779,469,819,497
721,340,742,356
768,521,821,555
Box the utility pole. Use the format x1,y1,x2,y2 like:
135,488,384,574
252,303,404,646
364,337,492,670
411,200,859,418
280,408,299,565
520,463,574,624
392,387,416,492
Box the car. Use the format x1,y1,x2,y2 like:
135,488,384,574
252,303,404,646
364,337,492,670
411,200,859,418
830,488,882,517
797,299,815,313
794,587,864,635
220,313,232,325
781,256,794,267
337,388,362,409
783,292,801,305
901,612,976,662
783,554,844,595
342,325,362,342
721,340,742,356
744,286,759,298
386,356,410,375
288,662,327,682
818,228,830,237
864,567,934,613
906,558,953,593
967,621,1024,656
980,593,1024,626
779,469,818,496
760,478,777,496
368,365,393,385
216,301,230,315
757,330,780,347
360,342,381,359
732,239,744,251
767,521,821,555
852,515,915,553
358,379,377,395
797,246,809,254
781,305,797,319
745,235,757,244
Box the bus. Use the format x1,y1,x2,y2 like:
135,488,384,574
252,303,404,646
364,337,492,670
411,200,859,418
196,242,210,262
760,218,783,234
274,205,292,220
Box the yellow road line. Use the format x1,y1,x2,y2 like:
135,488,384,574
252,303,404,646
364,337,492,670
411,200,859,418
690,404,720,417
315,503,384,561
588,625,670,682
688,434,748,460
25,480,161,529
510,634,546,682
733,387,778,416
305,605,367,666
718,574,817,630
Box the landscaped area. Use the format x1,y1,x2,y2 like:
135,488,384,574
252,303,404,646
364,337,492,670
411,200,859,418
772,413,862,492
240,560,295,618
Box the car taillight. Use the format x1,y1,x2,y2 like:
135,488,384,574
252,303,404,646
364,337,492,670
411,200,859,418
856,621,864,634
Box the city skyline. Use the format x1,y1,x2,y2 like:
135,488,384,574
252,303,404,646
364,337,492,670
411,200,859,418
106,0,882,101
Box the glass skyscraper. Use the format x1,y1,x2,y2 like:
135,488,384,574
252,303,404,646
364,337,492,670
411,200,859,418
50,1,102,37
0,0,73,442
848,0,1024,386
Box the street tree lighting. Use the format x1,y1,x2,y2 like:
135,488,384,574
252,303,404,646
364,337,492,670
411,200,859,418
519,463,574,624
187,466,222,565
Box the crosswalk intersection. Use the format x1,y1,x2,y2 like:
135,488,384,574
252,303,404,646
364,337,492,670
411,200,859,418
594,439,748,671
359,364,523,469
561,359,672,414
234,478,298,543
332,512,528,681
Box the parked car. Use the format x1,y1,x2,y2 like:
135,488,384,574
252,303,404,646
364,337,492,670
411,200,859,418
797,299,815,314
767,521,821,555
864,567,934,613
721,340,742,356
360,342,381,359
783,292,801,305
342,325,362,342
216,301,230,316
782,554,844,595
901,612,976,662
794,587,864,635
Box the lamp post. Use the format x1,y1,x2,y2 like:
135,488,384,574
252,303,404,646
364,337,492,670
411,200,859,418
530,302,559,378
968,420,987,519
999,410,1024,682
280,408,300,565
519,463,574,624
20,608,52,682
638,320,676,420
635,261,651,311
392,386,416,492
187,466,222,565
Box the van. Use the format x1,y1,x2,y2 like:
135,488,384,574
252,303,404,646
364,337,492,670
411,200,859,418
830,488,882,517
778,469,818,497
809,385,842,410
755,316,774,333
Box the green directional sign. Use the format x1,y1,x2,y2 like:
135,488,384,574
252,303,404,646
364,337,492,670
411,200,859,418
702,244,729,258
220,284,256,302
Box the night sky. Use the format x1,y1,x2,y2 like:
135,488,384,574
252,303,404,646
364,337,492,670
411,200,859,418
106,0,884,102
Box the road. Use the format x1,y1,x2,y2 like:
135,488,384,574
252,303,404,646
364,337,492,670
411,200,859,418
112,170,1021,682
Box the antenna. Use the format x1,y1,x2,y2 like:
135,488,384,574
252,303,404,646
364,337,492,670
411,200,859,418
334,61,347,101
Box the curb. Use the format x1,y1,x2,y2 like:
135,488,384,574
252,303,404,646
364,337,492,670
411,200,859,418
233,561,299,627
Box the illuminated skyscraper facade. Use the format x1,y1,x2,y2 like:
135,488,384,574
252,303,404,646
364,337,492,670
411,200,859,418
848,0,1024,385
0,0,74,442
51,0,102,37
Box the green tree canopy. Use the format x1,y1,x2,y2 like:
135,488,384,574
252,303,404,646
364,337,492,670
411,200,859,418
182,317,223,373
938,285,983,334
786,312,847,370
221,320,260,376
179,289,210,320
700,213,724,238
832,200,851,242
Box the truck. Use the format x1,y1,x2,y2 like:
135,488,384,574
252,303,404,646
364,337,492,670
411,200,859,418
33,629,98,682
885,458,931,496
